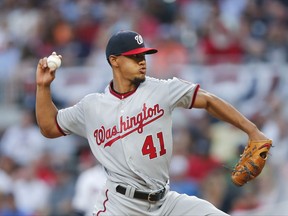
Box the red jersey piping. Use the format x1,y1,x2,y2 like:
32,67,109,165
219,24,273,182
55,113,67,136
189,84,200,109
109,81,137,99
96,189,109,216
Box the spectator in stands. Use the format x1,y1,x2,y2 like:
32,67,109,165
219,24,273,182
0,109,47,166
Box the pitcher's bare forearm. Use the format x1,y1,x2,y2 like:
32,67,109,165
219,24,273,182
35,56,64,138
36,85,63,138
193,89,267,140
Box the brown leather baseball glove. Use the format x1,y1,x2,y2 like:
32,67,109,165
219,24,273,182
231,139,273,186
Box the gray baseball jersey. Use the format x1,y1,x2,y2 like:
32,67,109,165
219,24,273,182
56,76,228,215
57,76,199,189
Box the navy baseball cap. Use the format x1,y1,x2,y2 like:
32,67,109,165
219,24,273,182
106,30,158,61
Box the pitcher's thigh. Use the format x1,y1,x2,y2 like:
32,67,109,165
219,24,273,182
163,191,229,216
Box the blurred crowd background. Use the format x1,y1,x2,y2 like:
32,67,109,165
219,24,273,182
0,0,288,215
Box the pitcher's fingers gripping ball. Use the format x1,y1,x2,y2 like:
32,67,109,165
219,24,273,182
231,139,273,186
47,52,62,70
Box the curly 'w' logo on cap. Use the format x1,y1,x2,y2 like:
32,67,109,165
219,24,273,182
135,35,143,45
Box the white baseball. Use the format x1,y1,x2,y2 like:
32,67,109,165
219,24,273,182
47,52,61,70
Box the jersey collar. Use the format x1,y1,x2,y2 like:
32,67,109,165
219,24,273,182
109,81,138,99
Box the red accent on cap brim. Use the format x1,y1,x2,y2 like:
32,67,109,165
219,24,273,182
121,47,158,56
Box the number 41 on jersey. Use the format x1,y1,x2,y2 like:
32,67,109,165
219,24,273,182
142,132,166,159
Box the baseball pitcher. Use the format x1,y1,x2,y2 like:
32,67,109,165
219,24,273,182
35,30,272,216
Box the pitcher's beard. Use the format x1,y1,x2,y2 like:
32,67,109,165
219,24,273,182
132,76,145,87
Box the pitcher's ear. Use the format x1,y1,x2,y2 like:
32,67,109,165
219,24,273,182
109,55,119,67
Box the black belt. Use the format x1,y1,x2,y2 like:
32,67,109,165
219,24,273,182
116,185,165,202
